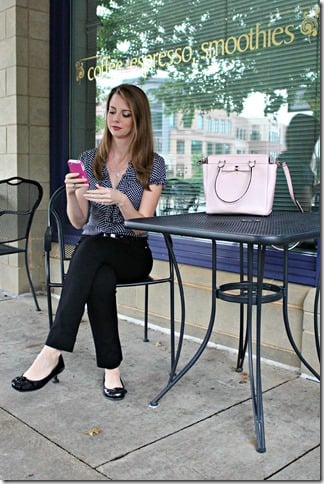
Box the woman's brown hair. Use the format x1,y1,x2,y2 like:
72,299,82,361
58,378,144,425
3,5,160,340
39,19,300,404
93,84,154,188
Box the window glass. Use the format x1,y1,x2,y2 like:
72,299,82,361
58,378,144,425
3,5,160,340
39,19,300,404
177,140,185,154
197,114,203,129
75,0,320,253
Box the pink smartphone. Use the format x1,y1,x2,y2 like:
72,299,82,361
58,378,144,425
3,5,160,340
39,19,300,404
67,159,89,182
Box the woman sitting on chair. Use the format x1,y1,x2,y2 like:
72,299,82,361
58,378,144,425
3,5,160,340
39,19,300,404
12,84,166,400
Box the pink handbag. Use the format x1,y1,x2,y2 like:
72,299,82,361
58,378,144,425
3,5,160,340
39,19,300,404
201,154,302,216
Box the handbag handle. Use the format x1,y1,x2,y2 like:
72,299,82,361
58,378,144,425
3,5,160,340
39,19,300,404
214,160,254,203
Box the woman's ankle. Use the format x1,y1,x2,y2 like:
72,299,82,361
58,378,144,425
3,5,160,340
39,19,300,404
23,346,61,380
42,345,61,358
104,367,122,388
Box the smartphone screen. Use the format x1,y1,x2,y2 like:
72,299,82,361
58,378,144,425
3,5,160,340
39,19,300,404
67,159,89,182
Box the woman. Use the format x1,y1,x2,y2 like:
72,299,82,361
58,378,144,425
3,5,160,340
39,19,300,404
11,84,166,400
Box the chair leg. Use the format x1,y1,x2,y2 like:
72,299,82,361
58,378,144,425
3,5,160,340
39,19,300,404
143,285,149,342
24,251,40,311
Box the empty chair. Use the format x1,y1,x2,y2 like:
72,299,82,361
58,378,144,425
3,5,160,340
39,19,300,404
0,176,43,311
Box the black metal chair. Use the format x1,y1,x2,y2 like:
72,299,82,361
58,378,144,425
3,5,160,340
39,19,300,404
0,176,43,311
44,185,175,344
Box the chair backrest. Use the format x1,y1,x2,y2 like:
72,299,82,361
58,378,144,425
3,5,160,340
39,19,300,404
44,185,82,284
0,176,43,245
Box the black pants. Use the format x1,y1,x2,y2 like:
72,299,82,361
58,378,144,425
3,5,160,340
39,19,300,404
46,235,153,368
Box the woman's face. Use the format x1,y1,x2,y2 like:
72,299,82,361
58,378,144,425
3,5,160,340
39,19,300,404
107,93,134,140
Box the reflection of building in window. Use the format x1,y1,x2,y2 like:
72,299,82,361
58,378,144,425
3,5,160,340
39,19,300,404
269,130,280,143
183,113,192,128
196,114,203,129
251,129,260,140
236,127,247,140
207,142,213,155
95,81,291,181
168,113,175,128
177,140,185,154
191,140,202,154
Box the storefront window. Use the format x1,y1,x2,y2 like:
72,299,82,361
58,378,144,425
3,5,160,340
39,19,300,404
89,0,320,215
69,0,320,283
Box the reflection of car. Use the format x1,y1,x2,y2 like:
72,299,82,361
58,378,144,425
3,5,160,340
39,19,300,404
158,178,201,215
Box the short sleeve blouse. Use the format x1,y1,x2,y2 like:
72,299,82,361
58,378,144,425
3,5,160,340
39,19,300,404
79,148,166,236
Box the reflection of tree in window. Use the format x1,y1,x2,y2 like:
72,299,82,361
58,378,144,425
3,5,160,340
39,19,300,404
96,1,319,120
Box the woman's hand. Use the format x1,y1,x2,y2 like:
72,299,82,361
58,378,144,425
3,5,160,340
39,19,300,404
65,174,89,193
65,174,90,229
83,184,123,206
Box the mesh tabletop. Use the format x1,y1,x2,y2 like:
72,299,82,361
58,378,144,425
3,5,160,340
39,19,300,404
125,211,320,245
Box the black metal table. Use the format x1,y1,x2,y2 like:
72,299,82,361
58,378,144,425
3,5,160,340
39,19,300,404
125,211,320,453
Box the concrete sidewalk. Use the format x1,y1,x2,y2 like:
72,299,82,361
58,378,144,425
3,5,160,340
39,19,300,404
0,293,320,481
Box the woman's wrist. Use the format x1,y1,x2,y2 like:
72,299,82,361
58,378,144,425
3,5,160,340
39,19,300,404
117,192,126,207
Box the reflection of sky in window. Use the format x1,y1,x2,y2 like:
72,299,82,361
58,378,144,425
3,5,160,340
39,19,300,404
241,91,313,126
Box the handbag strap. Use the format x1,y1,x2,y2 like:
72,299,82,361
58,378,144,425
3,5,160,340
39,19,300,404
272,162,303,251
280,162,303,213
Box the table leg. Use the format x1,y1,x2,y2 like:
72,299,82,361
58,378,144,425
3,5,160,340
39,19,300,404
149,239,218,407
247,243,266,453
163,234,186,376
236,243,248,371
281,247,320,380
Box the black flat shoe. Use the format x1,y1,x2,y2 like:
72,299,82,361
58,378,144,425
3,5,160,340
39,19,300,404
103,378,127,400
11,355,65,392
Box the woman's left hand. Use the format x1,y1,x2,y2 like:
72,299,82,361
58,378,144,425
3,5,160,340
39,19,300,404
83,184,123,206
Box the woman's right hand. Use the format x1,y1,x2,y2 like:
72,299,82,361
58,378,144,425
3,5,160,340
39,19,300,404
65,174,90,229
65,174,89,193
